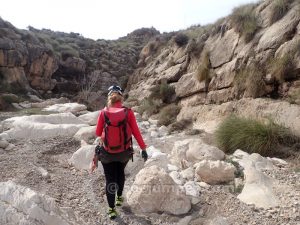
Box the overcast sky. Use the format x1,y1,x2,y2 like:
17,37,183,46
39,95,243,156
1,0,258,40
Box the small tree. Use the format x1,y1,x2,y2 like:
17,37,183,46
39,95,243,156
79,71,102,102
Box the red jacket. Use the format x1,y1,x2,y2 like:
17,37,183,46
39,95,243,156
95,102,147,150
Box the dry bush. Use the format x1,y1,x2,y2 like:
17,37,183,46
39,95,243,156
168,118,193,133
230,4,259,42
234,63,266,98
78,71,102,102
195,51,211,85
137,98,161,116
270,0,293,24
158,104,181,126
149,81,176,104
268,55,295,83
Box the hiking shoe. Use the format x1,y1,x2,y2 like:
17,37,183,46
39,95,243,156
115,196,124,206
107,207,117,220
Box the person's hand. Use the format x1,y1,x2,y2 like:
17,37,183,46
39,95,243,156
141,150,148,162
90,155,98,173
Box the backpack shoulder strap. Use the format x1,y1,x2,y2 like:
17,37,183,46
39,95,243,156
103,110,111,126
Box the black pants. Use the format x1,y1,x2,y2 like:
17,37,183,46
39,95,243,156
101,161,128,208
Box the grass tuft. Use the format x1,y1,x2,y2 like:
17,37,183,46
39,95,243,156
230,4,259,42
270,0,293,24
195,51,211,84
215,115,298,157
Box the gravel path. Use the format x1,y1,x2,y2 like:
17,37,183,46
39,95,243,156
0,124,299,224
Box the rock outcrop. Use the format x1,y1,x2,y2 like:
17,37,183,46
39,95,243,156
0,18,158,109
127,1,300,134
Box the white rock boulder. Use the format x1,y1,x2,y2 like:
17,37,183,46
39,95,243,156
1,113,88,140
180,167,195,181
170,139,225,169
0,139,9,149
0,181,84,225
73,126,96,142
238,165,279,209
195,160,236,184
69,145,96,171
232,150,274,170
43,103,87,114
144,151,169,171
186,141,225,163
78,111,100,125
169,171,184,185
127,165,191,215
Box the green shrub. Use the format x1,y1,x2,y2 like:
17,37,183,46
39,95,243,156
158,104,181,126
268,55,295,83
58,44,79,59
270,0,293,24
149,81,176,104
226,158,244,178
215,115,297,156
174,33,189,47
230,4,259,42
195,51,211,84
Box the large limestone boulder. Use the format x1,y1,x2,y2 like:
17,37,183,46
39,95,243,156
170,139,225,169
257,5,300,51
144,151,169,171
209,59,237,91
126,165,191,215
69,145,95,171
0,113,88,140
30,97,69,108
0,181,84,225
195,160,236,184
238,165,279,209
73,126,96,142
208,29,239,68
170,139,191,169
43,103,87,114
186,141,225,163
175,72,206,98
232,150,275,171
160,63,183,82
78,111,100,125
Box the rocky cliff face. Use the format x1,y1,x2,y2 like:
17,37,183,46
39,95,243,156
127,0,300,133
0,18,158,108
128,0,300,102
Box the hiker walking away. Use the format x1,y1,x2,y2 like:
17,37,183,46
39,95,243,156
91,85,148,220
